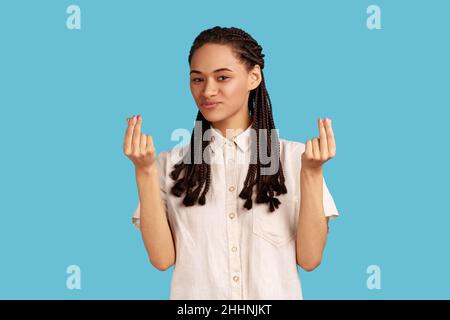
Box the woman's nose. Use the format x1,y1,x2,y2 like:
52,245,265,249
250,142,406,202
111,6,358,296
202,79,218,96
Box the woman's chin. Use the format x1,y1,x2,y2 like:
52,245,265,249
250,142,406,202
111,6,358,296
199,110,224,123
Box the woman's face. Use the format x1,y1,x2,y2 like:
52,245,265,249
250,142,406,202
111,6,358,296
189,43,261,124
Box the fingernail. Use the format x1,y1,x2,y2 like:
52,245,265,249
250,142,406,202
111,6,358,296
137,114,141,120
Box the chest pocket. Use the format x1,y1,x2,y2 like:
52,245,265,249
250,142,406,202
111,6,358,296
252,196,298,247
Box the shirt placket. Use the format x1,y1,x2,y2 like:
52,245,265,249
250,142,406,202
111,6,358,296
224,138,242,299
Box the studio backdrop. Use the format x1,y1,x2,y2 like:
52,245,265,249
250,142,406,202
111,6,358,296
0,0,449,299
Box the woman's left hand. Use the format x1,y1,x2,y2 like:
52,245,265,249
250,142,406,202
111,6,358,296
301,117,336,172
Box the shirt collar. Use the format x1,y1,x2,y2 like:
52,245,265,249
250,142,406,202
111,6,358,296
209,121,253,154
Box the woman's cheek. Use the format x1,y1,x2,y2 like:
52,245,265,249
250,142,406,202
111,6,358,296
224,81,244,100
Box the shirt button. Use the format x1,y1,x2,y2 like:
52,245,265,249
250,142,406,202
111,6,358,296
231,246,237,252
227,141,233,147
227,158,234,164
229,212,235,219
233,276,240,282
228,186,235,192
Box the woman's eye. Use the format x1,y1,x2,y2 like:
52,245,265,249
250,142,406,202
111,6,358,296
191,76,229,83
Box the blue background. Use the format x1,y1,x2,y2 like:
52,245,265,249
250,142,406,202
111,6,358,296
0,0,449,299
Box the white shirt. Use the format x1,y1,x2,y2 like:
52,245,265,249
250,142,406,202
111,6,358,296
132,123,339,300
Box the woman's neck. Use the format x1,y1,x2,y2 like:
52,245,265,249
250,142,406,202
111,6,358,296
211,110,253,139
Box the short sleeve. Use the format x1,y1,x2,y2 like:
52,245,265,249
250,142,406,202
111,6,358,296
132,151,169,230
323,176,339,221
283,139,340,223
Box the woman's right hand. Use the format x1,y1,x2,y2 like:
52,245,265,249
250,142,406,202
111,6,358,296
123,114,156,171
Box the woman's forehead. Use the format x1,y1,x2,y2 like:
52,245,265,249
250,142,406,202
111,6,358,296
190,44,244,73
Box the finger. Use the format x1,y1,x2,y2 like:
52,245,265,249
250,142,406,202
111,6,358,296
324,118,336,156
146,135,154,154
132,115,142,153
312,137,320,159
305,140,313,159
318,117,329,159
140,132,147,153
124,115,136,154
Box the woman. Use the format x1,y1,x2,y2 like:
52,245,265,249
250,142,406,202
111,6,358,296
123,26,339,299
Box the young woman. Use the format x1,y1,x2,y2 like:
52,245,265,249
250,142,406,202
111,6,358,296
123,26,339,300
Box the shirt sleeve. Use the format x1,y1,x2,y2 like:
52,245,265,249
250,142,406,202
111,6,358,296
323,176,339,221
287,140,340,224
131,151,168,230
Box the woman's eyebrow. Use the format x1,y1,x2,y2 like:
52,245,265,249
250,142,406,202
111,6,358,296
190,68,234,75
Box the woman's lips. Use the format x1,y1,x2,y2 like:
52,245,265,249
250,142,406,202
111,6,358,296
202,102,220,109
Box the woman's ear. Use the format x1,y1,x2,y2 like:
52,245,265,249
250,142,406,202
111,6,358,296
248,64,262,91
